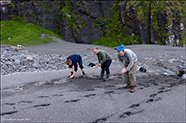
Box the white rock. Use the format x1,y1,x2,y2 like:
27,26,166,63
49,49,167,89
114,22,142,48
182,74,186,79
163,72,169,76
14,59,20,64
121,69,124,73
26,55,33,61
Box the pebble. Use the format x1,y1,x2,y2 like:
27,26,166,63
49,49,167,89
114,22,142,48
26,55,33,61
0,47,69,75
182,74,186,79
1,46,184,76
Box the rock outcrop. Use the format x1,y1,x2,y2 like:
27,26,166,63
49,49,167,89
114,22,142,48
1,0,185,45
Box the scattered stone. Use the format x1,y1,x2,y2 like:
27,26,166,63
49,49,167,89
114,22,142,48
2,64,8,70
1,47,69,75
5,61,12,65
1,46,184,77
32,61,40,68
182,74,186,79
26,55,33,61
163,72,169,76
182,62,186,67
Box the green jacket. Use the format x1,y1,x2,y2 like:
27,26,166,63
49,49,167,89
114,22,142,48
96,50,112,65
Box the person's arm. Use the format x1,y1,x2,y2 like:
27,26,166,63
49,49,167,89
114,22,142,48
69,62,77,78
100,52,106,65
68,65,73,78
125,53,134,72
70,71,76,78
97,52,102,67
117,55,125,68
97,54,100,63
70,68,73,72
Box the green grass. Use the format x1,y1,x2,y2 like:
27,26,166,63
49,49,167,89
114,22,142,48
180,39,186,46
92,32,140,47
92,37,119,47
1,20,64,46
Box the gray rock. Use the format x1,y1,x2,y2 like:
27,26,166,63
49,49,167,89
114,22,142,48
167,59,173,63
4,47,11,50
2,64,8,70
59,57,65,61
172,59,181,63
26,55,33,61
4,53,12,57
182,62,186,67
182,74,186,79
28,68,36,72
5,61,13,65
32,62,41,68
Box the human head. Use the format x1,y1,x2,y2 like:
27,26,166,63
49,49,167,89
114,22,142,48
66,59,73,65
117,45,125,57
93,47,100,54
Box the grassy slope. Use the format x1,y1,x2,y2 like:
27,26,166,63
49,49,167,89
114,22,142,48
1,20,64,46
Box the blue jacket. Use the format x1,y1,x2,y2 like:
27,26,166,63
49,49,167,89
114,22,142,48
67,54,82,72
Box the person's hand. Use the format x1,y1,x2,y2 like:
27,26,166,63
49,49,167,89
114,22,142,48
69,75,74,79
98,63,101,67
123,68,127,73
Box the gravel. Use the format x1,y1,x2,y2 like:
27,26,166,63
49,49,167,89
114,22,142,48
1,46,186,77
1,47,69,75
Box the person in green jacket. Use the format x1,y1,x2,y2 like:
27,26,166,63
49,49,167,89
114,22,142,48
93,47,112,81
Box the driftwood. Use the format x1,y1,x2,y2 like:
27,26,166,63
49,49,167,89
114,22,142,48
1,45,25,50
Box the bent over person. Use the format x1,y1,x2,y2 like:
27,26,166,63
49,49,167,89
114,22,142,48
93,47,112,81
117,45,138,92
66,54,85,79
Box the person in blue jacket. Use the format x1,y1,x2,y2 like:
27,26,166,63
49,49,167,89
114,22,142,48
66,54,85,78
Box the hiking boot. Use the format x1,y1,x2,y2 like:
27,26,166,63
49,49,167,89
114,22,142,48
98,72,104,79
130,86,135,93
123,84,131,89
104,74,110,81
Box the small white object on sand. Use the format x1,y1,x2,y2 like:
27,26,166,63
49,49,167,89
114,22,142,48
182,74,186,79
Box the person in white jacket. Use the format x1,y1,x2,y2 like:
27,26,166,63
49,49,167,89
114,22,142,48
117,45,138,92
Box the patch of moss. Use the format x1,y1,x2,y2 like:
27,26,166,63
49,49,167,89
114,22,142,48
0,20,64,46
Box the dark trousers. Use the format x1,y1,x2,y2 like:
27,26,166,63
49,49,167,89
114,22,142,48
78,58,84,69
101,60,112,74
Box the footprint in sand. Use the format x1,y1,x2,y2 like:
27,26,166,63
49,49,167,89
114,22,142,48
65,99,81,103
19,101,33,104
129,103,140,108
106,85,115,88
146,99,154,103
1,111,18,116
84,94,96,98
104,91,115,94
4,103,16,105
34,104,51,108
86,89,95,91
119,110,144,118
38,96,49,98
52,94,64,97
149,94,157,98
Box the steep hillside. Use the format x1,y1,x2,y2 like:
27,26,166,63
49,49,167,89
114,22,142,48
1,0,185,46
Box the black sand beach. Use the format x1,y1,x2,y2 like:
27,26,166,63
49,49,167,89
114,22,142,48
1,37,185,122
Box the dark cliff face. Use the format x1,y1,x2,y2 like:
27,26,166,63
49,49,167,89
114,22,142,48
1,0,185,45
58,1,114,44
1,0,114,44
119,1,185,46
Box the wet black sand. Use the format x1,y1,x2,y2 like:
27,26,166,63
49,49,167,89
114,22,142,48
1,74,185,122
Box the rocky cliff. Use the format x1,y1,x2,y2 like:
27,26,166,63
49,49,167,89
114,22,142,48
1,0,185,45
